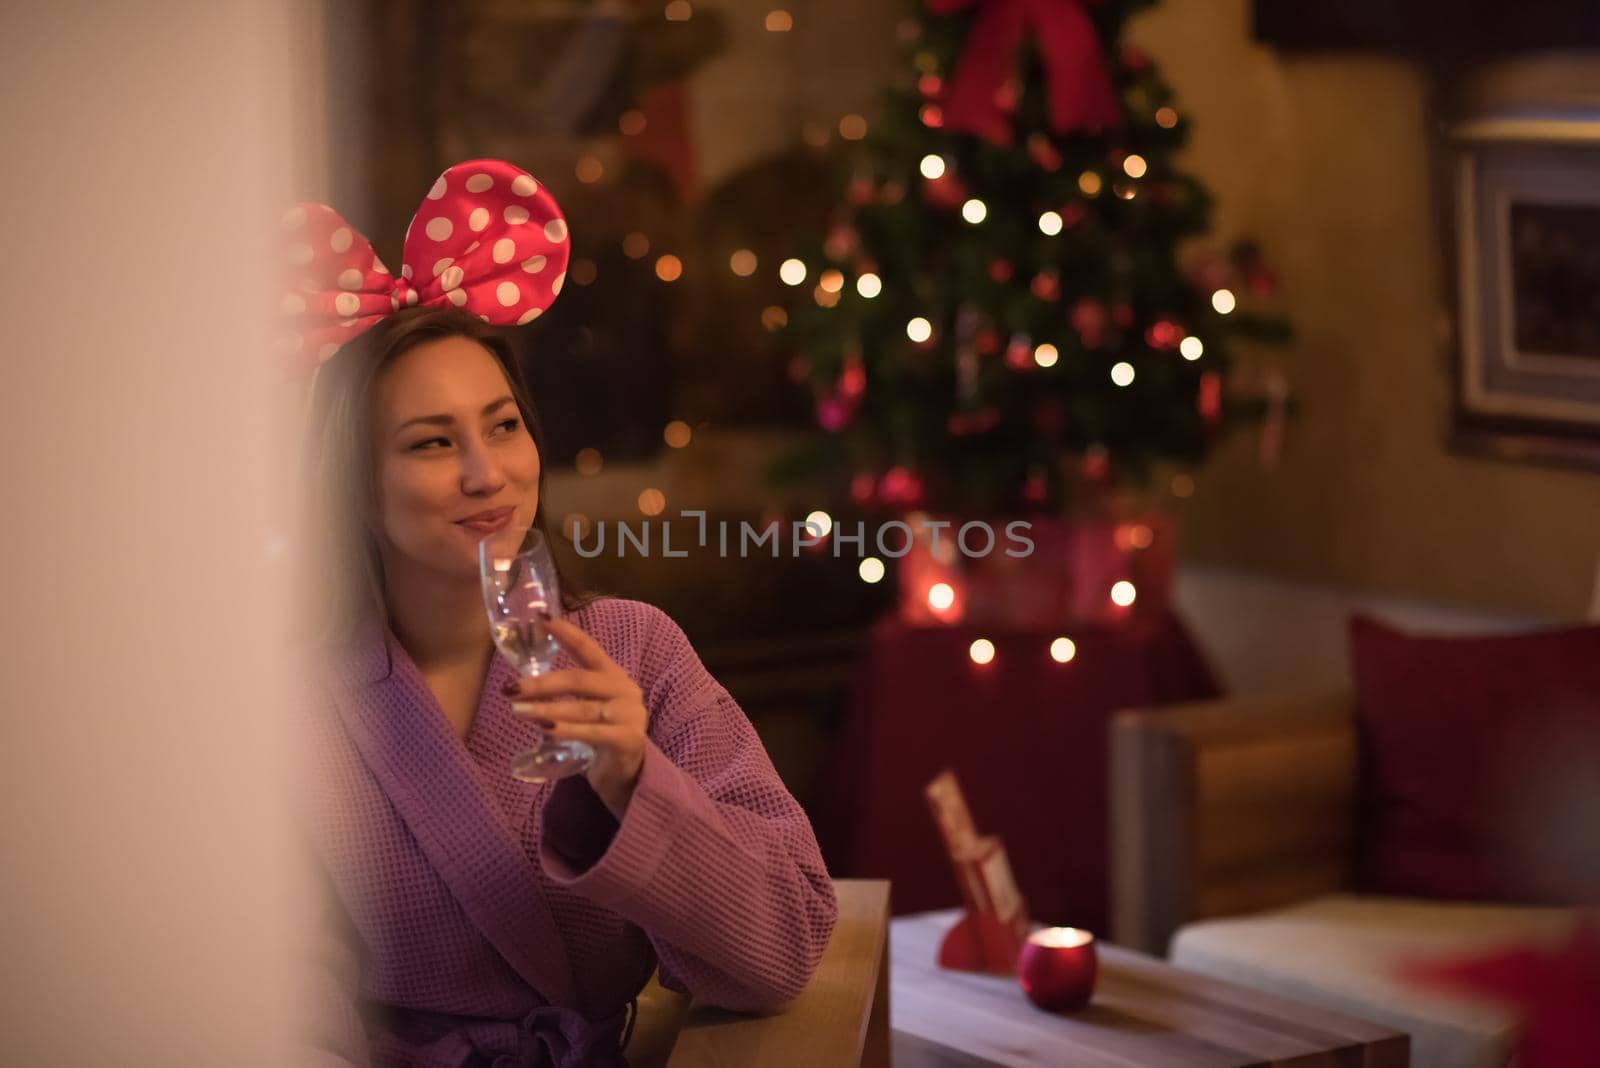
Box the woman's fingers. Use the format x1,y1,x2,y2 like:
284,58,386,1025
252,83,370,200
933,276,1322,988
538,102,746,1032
540,720,631,747
513,698,607,726
503,668,626,701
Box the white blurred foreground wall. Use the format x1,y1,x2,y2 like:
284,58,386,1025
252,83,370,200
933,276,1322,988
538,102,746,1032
0,3,317,1062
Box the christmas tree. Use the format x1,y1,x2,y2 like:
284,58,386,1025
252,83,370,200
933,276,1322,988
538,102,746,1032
775,0,1290,517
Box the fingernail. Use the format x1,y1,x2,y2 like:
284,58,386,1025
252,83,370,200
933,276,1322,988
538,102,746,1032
535,719,556,731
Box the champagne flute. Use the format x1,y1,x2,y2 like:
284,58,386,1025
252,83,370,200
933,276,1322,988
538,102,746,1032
478,526,593,782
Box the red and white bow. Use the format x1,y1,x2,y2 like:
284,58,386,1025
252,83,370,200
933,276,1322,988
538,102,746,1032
278,159,572,370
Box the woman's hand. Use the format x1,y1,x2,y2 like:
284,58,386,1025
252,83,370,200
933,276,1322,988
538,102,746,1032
502,617,648,819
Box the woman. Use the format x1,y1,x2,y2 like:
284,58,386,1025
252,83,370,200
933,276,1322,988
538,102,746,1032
292,165,837,1067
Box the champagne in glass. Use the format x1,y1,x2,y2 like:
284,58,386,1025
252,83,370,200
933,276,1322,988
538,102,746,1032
478,526,593,782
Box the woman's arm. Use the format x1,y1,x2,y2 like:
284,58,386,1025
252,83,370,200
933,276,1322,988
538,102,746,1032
538,608,838,1012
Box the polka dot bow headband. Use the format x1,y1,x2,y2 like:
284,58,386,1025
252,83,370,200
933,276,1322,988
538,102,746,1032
279,159,571,370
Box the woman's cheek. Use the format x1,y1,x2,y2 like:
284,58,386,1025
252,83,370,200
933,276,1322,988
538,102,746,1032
384,462,452,538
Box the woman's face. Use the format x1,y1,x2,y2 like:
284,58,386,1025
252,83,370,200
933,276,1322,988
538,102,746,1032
370,336,540,579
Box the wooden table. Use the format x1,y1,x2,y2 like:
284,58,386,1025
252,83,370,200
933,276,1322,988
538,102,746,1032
891,910,1408,1067
627,879,891,1067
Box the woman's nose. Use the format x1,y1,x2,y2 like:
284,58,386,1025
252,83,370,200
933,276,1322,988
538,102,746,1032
458,440,506,495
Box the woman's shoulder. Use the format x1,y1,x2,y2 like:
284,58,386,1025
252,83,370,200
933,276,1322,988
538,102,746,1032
567,596,708,694
568,596,689,657
569,594,671,634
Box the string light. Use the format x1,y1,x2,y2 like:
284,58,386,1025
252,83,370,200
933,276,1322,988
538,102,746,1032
1212,288,1236,314
619,109,647,136
920,154,947,180
571,259,598,286
1171,473,1195,498
805,510,833,537
1114,181,1137,200
575,156,604,184
1078,171,1102,197
856,272,882,298
655,255,683,282
969,638,995,665
563,513,592,541
779,258,807,286
663,421,692,448
1180,336,1204,360
906,317,933,343
858,557,886,584
1122,154,1148,179
1050,637,1077,663
1156,106,1179,128
1038,210,1063,235
1111,361,1135,386
729,249,757,277
622,232,650,259
1110,581,1137,607
961,198,988,224
575,447,603,476
665,0,692,21
801,121,830,148
928,582,955,611
920,105,943,128
765,9,793,31
761,306,788,331
839,114,868,140
819,269,844,294
813,284,840,308
638,488,666,516
1034,343,1058,368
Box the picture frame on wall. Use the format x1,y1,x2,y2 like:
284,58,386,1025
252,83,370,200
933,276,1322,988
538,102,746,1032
1448,113,1600,470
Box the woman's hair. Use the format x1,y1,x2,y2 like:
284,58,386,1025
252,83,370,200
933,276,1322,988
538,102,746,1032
298,305,588,652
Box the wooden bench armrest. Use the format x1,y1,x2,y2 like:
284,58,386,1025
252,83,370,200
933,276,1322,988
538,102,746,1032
1110,691,1359,955
628,879,891,1067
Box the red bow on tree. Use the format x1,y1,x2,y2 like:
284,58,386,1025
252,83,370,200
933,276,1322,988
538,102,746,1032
925,0,1123,145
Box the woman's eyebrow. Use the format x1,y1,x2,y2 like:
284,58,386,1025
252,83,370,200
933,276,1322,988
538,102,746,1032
394,395,516,435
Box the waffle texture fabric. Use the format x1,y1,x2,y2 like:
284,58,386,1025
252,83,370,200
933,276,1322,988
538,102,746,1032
296,597,838,1067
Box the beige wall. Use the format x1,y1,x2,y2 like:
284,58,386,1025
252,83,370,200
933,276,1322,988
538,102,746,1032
0,2,319,1062
1126,2,1600,621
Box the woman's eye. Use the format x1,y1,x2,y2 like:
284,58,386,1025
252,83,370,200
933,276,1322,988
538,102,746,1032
409,437,449,451
494,418,522,434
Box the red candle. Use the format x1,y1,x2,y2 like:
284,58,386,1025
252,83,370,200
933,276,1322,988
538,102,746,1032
1018,927,1097,1012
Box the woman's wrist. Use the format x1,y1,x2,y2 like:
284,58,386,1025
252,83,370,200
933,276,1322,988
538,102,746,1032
593,755,644,820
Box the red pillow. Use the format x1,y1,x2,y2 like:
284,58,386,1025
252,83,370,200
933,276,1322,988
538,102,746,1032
1350,615,1600,906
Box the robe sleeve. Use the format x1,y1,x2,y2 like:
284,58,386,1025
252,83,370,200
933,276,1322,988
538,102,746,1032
538,607,838,1012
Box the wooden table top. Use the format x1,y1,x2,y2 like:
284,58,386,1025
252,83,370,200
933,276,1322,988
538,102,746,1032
891,910,1408,1068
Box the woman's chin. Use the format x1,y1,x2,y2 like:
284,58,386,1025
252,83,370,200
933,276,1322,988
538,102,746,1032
465,518,527,552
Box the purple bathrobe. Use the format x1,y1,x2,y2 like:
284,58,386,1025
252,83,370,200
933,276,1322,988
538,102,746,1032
297,597,839,1067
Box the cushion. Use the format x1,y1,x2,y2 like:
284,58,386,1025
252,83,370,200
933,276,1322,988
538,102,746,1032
1349,615,1600,905
1171,894,1577,1068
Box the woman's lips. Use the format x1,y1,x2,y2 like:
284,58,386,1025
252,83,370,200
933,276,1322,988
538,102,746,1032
457,509,515,534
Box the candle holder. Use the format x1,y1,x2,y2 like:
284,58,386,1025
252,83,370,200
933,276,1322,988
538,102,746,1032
1018,927,1097,1012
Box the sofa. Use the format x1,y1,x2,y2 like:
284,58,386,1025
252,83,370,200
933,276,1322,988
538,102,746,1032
1109,688,1583,1068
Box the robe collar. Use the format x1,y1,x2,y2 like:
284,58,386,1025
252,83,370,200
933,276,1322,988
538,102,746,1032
328,614,579,1007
